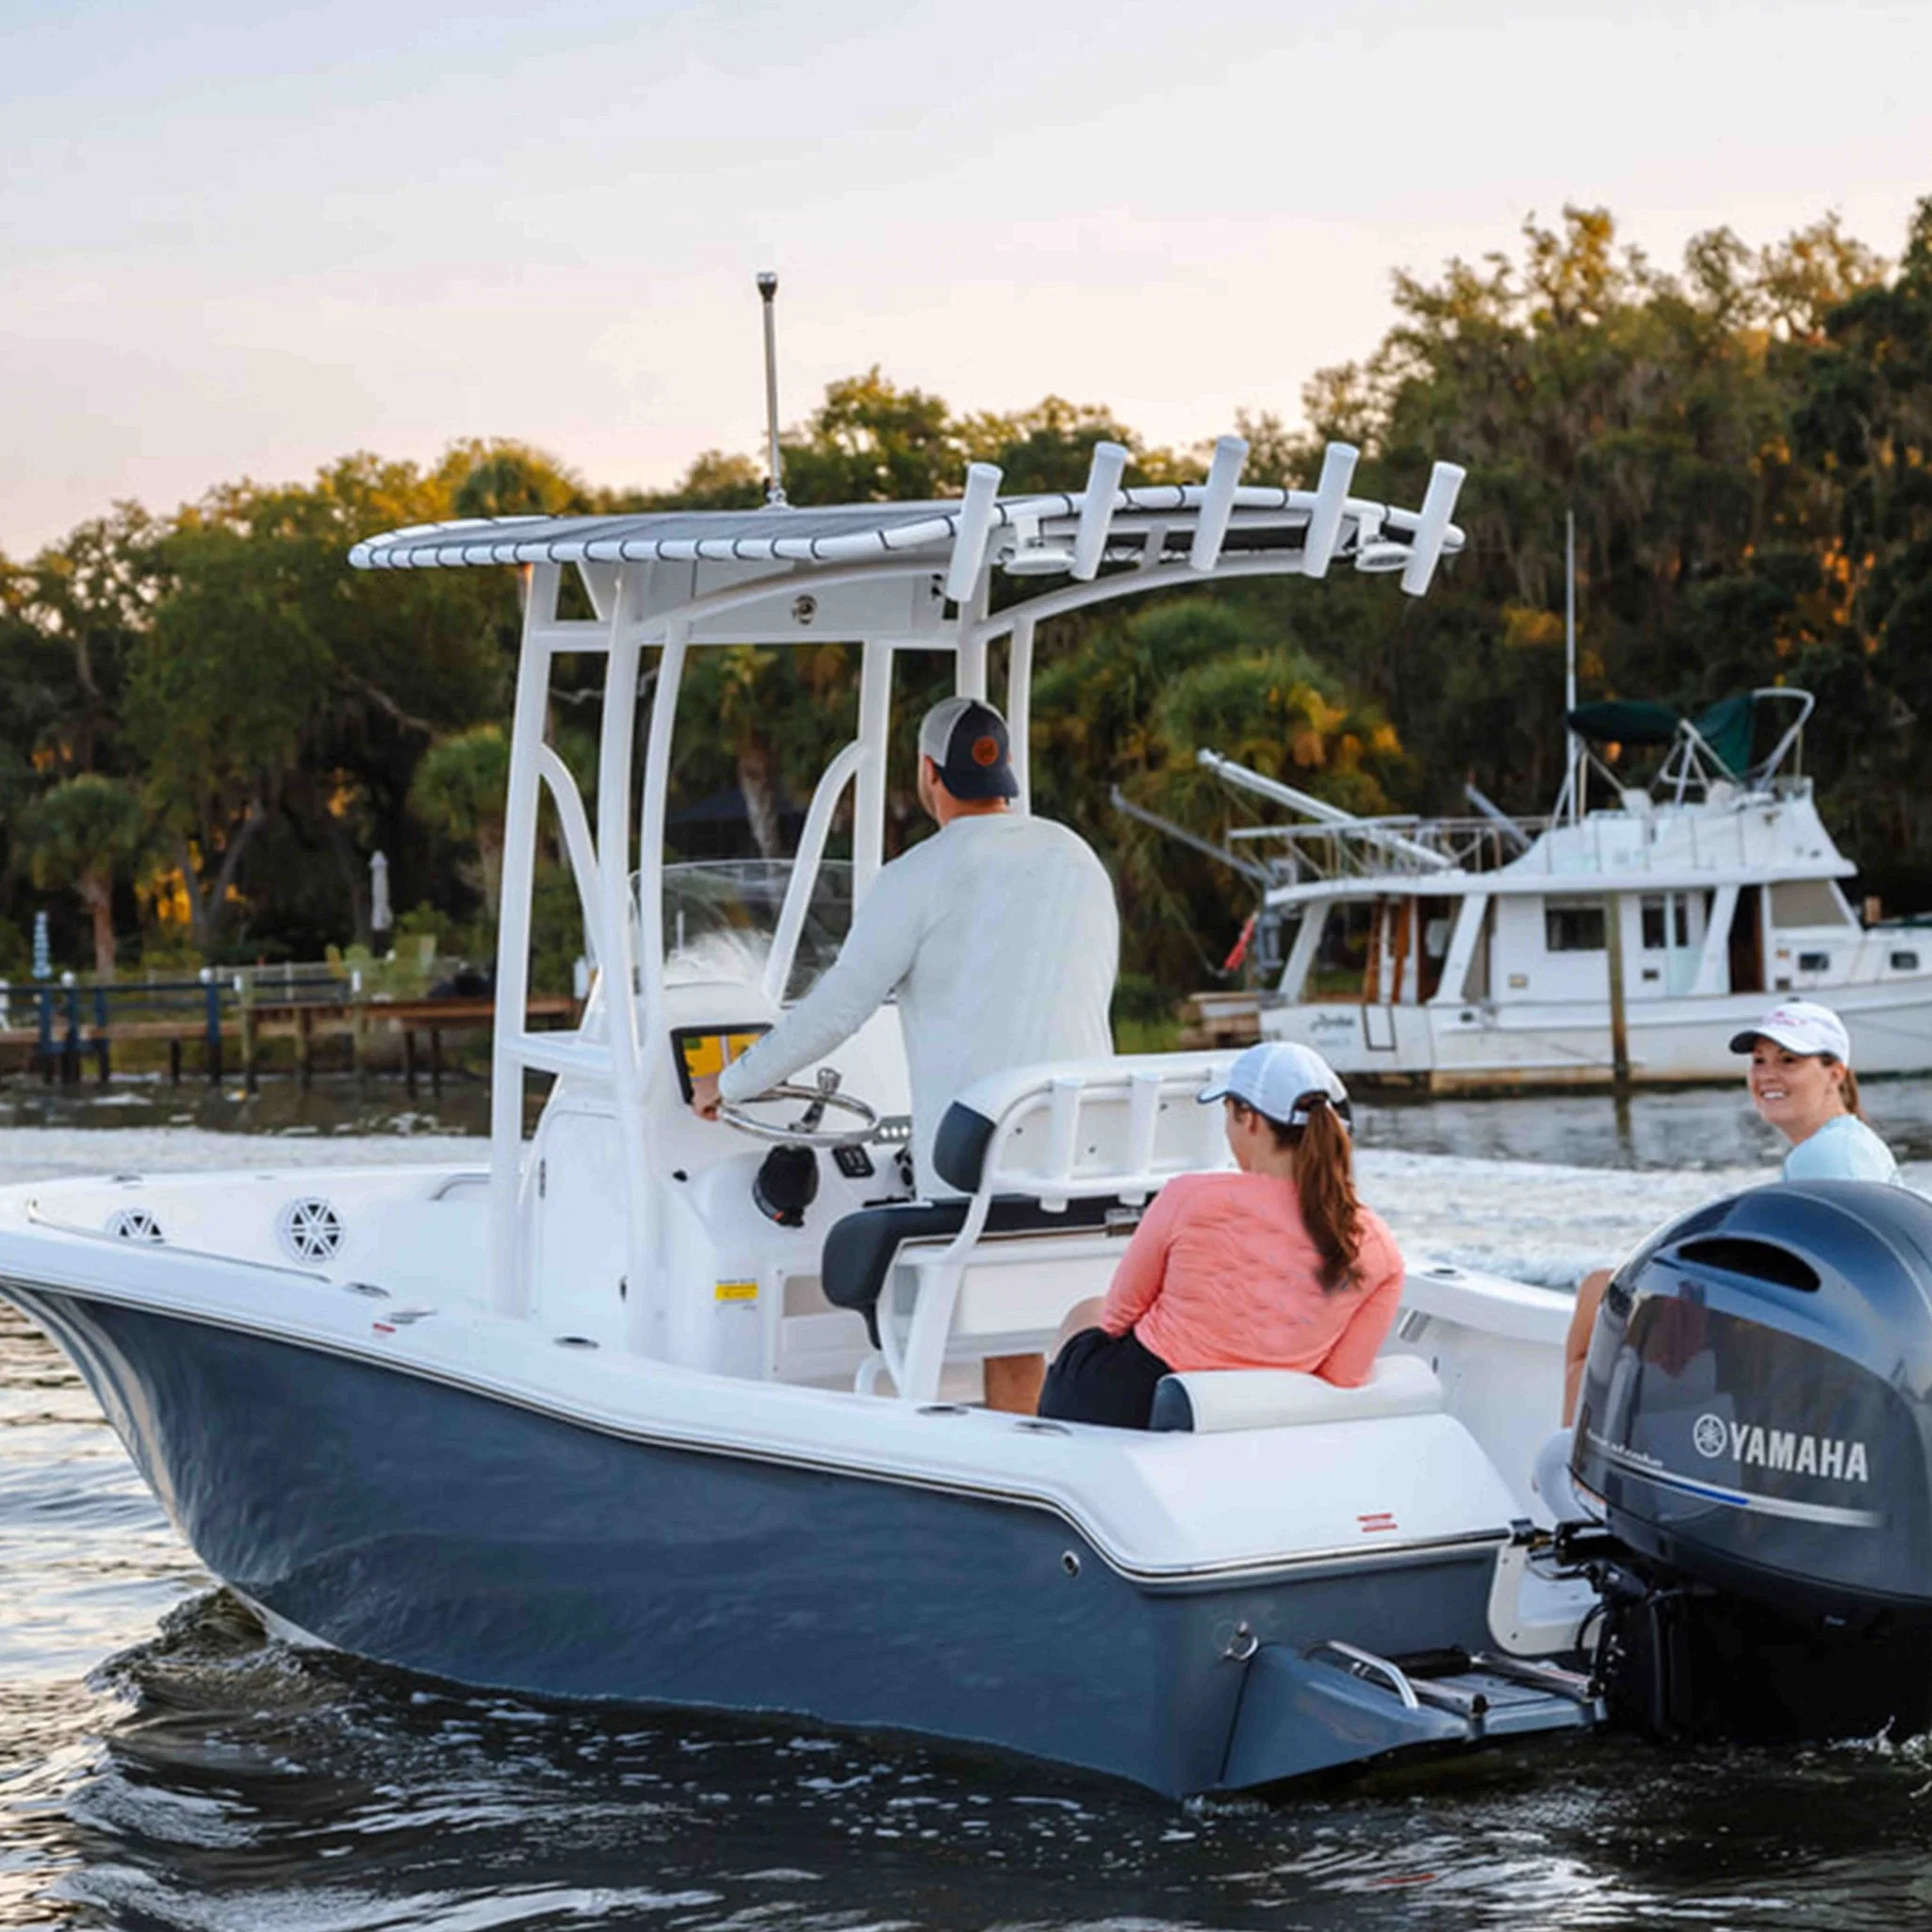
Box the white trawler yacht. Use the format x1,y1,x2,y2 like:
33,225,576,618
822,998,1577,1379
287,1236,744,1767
1220,689,1932,1089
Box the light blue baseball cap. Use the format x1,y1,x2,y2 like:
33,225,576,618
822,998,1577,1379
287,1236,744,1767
1198,1040,1351,1132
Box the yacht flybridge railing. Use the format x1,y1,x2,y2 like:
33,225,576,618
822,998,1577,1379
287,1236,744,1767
347,431,1469,1346
1235,814,1561,888
1555,688,1816,824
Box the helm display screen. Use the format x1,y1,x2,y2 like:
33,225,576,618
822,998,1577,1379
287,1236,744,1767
671,1025,770,1102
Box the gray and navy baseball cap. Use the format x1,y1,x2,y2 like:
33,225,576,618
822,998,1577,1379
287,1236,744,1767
918,696,1019,801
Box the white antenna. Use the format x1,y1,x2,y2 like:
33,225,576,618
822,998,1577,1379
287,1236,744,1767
756,270,786,507
1564,508,1580,821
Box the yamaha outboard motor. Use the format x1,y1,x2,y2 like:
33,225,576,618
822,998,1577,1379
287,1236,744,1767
1570,1180,1932,1743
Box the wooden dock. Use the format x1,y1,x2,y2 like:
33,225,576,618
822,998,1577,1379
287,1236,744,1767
0,977,577,1095
1176,990,1261,1050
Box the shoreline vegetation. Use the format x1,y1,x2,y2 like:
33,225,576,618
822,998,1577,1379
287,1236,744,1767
4,200,1929,1034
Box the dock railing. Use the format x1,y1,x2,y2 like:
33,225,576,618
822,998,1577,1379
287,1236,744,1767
0,961,576,1093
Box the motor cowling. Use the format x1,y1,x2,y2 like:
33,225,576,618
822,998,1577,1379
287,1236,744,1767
1571,1180,1932,1740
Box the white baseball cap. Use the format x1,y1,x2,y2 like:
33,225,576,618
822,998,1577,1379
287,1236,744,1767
1728,999,1853,1066
1198,1040,1351,1132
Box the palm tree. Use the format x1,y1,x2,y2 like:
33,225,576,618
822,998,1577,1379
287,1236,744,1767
16,775,145,976
409,728,513,912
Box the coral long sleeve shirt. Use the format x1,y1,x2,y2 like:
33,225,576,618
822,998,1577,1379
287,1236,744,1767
1099,1171,1405,1386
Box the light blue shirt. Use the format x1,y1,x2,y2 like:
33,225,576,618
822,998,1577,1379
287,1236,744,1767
1782,1113,1902,1186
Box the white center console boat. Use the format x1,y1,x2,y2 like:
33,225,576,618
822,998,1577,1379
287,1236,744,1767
21,434,1905,1795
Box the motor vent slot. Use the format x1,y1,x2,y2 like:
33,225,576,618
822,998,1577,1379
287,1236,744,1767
279,1197,344,1264
106,1208,164,1244
1678,1236,1820,1294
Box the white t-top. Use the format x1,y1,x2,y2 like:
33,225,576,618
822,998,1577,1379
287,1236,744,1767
718,812,1120,1190
1781,1112,1902,1186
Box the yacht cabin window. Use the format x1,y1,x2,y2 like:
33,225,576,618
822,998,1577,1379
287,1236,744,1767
1545,902,1607,953
1641,895,1693,950
1770,879,1854,928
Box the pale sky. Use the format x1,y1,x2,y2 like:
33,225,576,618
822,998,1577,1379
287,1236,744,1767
4,0,1926,557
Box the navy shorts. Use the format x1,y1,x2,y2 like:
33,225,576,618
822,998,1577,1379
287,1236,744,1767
1038,1326,1172,1432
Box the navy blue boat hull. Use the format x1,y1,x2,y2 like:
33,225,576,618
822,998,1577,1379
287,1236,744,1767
6,1285,1500,1795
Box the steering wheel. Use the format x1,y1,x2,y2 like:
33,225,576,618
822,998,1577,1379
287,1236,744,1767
716,1070,880,1148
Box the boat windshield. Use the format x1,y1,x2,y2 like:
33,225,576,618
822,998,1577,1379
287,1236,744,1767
660,860,854,1002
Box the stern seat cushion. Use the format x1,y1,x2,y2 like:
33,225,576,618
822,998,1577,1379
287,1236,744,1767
821,1194,1121,1345
1149,1353,1443,1433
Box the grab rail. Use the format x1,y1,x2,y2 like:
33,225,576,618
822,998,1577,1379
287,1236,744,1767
1305,1640,1421,1711
762,739,866,1007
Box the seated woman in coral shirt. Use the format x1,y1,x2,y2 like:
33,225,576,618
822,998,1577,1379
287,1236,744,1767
1038,1041,1405,1431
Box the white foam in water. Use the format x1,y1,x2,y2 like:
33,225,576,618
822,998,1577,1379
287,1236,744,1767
1363,1148,1932,1287
1358,1149,1750,1288
0,1128,490,1188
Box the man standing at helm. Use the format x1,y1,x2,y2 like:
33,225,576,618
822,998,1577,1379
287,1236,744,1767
690,696,1118,1194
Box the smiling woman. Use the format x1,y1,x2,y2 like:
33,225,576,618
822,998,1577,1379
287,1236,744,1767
1730,1001,1901,1187
1560,998,1905,1421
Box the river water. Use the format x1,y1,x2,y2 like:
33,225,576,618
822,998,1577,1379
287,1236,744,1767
8,1077,1932,1930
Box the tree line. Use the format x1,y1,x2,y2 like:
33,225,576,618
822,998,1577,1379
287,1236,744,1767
3,197,1927,1013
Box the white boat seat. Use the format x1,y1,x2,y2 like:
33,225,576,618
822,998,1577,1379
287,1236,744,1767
843,1052,1238,1400
1149,1354,1444,1433
932,1055,1235,1201
821,1194,1122,1346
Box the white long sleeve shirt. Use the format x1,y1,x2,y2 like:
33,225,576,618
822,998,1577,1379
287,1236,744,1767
717,812,1119,1191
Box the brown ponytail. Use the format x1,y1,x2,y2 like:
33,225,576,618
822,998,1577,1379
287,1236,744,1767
1264,1091,1364,1291
1813,1055,1864,1118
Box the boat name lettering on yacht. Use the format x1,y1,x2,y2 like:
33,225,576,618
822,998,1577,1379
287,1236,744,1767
1697,1411,1871,1482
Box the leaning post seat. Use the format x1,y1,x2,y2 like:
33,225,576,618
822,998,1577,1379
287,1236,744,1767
1149,1354,1445,1433
821,1196,1120,1347
821,1052,1238,1401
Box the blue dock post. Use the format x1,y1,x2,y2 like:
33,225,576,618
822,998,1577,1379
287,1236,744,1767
36,988,54,1085
62,981,81,1086
205,977,223,1085
92,984,109,1085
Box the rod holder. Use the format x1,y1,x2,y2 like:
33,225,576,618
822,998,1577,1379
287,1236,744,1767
1301,440,1358,579
1188,434,1249,572
1071,441,1129,581
1400,460,1466,596
945,463,1004,603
